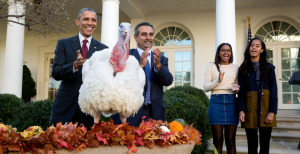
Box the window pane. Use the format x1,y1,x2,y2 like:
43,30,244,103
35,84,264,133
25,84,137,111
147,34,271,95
268,60,273,64
291,48,300,58
175,52,182,61
256,27,268,37
282,71,291,81
183,72,190,81
272,21,281,31
282,93,292,104
175,82,182,87
160,28,168,37
293,85,300,92
291,59,300,70
154,32,164,41
161,52,168,58
181,37,192,45
254,34,264,41
183,82,190,86
175,27,183,37
281,48,290,58
48,91,54,100
153,39,161,46
263,22,272,32
290,32,300,41
168,27,175,36
55,80,61,90
281,59,291,69
179,31,189,40
282,82,291,92
183,52,191,61
173,37,181,45
293,93,300,104
267,49,273,59
265,35,273,42
183,62,191,71
286,25,298,36
49,79,54,89
280,21,290,32
175,62,182,71
175,72,182,82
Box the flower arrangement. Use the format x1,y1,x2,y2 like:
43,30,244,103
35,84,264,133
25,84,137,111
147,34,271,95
0,117,201,154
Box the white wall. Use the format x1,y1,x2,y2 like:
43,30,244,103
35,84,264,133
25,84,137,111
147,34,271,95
130,4,300,90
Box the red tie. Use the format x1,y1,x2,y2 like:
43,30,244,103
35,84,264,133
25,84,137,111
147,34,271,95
82,39,88,59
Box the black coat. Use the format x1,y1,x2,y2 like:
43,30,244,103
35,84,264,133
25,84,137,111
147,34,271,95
49,35,108,124
237,63,278,128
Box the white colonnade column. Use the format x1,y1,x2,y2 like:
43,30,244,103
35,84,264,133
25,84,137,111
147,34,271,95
101,0,120,49
2,0,25,97
216,0,236,64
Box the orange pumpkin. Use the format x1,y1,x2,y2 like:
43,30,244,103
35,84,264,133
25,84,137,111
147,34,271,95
170,121,183,132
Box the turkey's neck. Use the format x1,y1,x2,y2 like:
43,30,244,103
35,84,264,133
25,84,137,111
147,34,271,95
109,36,129,73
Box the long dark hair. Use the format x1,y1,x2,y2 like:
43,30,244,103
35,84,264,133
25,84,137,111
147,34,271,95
214,43,233,72
239,38,270,80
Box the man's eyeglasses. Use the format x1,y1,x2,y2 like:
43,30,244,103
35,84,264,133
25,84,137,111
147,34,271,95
220,49,231,53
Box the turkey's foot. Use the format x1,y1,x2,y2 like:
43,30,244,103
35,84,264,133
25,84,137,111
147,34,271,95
120,114,127,123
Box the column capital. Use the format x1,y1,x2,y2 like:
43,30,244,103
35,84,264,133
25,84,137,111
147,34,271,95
102,0,120,4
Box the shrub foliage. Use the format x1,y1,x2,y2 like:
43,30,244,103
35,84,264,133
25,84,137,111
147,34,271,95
22,65,37,103
164,86,211,154
9,99,53,131
0,94,24,123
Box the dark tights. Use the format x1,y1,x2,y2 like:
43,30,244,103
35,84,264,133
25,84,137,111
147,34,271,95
245,127,272,154
211,125,237,154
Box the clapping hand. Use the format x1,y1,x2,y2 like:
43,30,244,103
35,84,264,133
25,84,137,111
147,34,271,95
153,47,162,71
219,71,225,82
139,47,151,68
73,50,87,70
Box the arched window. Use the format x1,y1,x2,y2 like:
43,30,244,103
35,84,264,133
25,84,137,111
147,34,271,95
153,25,194,88
154,27,192,46
254,21,300,42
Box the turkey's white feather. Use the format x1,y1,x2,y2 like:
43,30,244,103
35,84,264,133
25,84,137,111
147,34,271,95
78,49,145,118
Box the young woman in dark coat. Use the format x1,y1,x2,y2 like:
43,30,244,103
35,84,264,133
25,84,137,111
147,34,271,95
237,38,278,154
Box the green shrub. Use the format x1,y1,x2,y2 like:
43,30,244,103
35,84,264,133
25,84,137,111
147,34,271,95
9,99,53,131
0,94,24,124
164,87,211,154
22,65,37,103
168,86,209,108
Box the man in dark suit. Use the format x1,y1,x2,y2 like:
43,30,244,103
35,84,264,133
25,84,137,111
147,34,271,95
49,8,108,129
112,22,173,126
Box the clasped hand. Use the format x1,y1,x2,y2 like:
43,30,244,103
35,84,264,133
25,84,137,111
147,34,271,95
73,50,87,70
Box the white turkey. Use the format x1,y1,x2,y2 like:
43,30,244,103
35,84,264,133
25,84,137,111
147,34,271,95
78,22,145,124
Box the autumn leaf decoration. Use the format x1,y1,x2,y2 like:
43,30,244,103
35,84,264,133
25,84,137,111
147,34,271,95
0,118,202,154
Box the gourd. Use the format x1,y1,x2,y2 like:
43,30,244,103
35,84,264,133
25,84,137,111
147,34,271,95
175,118,186,127
170,121,183,132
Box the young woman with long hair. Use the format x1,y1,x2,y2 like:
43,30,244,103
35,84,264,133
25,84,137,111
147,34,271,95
203,43,240,154
238,38,278,154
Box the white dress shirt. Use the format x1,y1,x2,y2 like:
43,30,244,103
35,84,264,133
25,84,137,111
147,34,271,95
73,33,93,72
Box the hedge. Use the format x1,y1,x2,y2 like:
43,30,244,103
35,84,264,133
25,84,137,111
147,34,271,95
164,86,211,154
8,99,53,131
0,94,24,124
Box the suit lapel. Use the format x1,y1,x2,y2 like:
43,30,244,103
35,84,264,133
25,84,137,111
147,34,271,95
71,35,81,57
131,49,141,64
87,38,98,58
